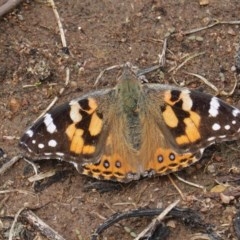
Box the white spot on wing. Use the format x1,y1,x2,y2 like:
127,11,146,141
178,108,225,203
232,109,240,117
26,129,34,138
219,135,226,139
207,137,216,142
232,120,236,125
48,139,57,147
181,90,193,111
209,97,220,117
44,114,57,134
44,152,52,156
212,123,221,131
56,152,64,156
38,143,44,149
224,125,230,130
32,140,36,144
69,102,82,123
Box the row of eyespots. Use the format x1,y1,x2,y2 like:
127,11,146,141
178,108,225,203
157,152,176,163
95,159,122,169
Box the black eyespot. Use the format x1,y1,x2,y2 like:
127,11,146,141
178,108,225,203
115,160,121,168
169,153,175,161
157,155,164,163
103,160,110,169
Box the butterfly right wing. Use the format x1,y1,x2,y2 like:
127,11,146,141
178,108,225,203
139,84,240,176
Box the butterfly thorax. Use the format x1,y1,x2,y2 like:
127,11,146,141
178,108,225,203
115,69,143,150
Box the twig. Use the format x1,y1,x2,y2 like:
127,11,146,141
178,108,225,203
0,189,36,197
48,0,67,48
23,158,39,175
169,52,205,74
134,199,180,240
190,233,214,240
158,37,168,67
22,83,57,89
0,0,24,18
91,206,211,240
0,195,9,209
173,20,240,36
174,174,206,191
33,0,70,121
186,72,238,96
2,135,19,140
168,175,185,200
0,155,22,175
21,209,66,240
186,72,219,92
91,211,107,221
28,169,56,182
35,67,70,122
9,207,25,240
94,64,125,86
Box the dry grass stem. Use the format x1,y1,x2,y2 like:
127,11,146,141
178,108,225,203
28,169,56,182
134,199,180,240
21,210,66,240
0,155,22,175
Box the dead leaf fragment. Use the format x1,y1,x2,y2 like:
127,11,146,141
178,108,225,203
210,184,228,193
220,193,234,204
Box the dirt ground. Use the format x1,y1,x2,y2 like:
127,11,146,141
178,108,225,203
1,0,240,239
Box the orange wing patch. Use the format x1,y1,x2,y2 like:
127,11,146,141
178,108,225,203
86,98,98,114
89,112,103,136
65,98,103,155
82,153,137,182
82,145,96,155
146,147,200,175
163,90,202,145
162,105,179,128
65,124,84,154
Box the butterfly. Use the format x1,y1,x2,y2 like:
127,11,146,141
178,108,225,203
19,65,240,182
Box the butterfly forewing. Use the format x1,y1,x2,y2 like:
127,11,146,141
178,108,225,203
20,89,113,163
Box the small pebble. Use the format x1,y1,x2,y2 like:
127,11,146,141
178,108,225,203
199,0,209,6
207,164,215,173
228,27,236,36
9,98,21,112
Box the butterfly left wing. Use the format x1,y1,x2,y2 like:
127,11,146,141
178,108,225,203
20,90,115,165
140,84,240,176
20,88,145,182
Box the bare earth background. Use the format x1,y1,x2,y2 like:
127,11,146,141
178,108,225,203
1,0,240,239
